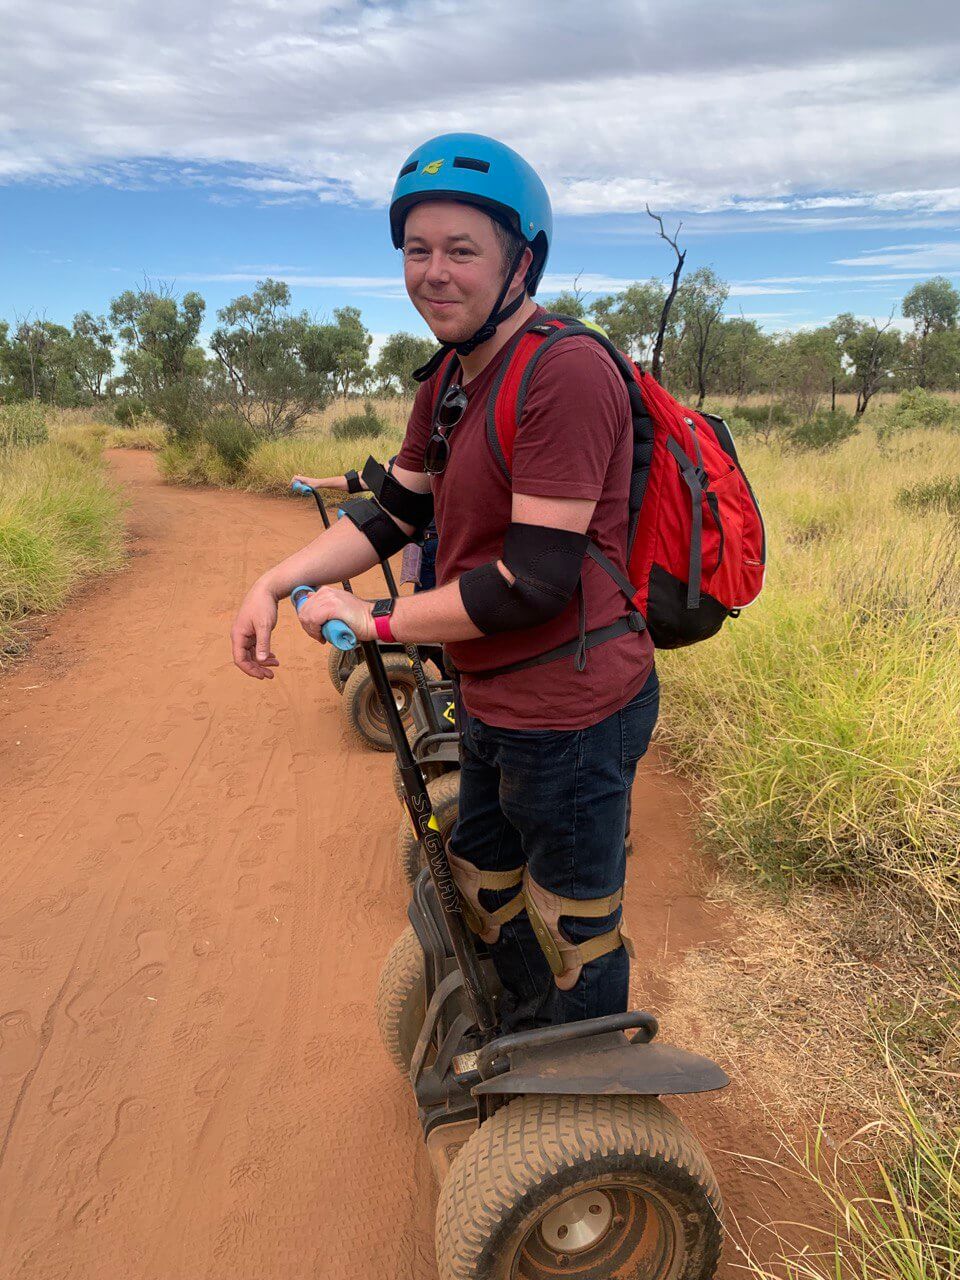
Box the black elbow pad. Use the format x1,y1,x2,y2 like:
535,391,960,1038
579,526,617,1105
460,523,588,634
342,498,413,559
360,457,434,535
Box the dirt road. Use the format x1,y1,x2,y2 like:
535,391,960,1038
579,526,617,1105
0,451,813,1279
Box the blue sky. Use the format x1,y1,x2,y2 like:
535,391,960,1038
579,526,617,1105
3,0,959,354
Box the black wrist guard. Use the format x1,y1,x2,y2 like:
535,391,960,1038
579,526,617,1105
342,498,413,559
361,457,434,533
460,523,588,634
344,469,363,494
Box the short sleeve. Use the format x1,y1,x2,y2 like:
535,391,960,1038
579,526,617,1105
395,378,433,473
509,339,630,501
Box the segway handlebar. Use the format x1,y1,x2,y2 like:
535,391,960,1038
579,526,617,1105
290,586,356,651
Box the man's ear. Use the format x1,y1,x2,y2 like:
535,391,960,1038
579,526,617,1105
511,245,534,294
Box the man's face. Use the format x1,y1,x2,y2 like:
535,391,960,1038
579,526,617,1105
402,201,529,344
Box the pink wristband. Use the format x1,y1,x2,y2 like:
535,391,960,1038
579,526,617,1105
374,612,395,643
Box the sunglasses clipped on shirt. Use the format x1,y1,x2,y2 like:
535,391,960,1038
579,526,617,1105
424,383,468,475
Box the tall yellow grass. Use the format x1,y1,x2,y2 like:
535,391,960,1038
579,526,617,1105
0,440,126,663
657,426,960,901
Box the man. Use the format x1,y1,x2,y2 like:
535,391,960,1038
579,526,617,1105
231,132,658,1032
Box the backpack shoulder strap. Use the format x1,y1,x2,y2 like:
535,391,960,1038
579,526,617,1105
488,316,645,480
484,316,563,479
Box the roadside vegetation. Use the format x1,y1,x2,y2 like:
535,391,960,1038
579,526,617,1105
0,403,125,665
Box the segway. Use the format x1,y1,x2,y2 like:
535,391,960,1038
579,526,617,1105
291,481,441,750
291,587,729,1280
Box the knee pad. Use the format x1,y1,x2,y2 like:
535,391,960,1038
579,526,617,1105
522,869,633,991
447,853,524,944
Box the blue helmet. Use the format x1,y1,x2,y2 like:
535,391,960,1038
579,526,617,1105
389,132,552,295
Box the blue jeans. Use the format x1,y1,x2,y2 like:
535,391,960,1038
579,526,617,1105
449,668,660,1032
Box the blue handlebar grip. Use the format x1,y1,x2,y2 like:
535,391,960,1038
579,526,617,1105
321,620,357,650
289,586,357,650
291,481,312,495
337,507,345,519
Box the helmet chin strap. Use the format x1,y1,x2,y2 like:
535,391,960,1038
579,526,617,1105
413,245,528,383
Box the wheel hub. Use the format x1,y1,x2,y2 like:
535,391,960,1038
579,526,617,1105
538,1191,613,1254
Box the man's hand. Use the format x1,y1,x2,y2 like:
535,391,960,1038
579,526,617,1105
231,583,280,679
295,585,376,645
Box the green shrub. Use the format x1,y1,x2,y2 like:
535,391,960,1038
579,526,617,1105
731,402,794,428
0,402,48,449
784,408,858,453
203,413,257,477
896,475,960,517
331,402,386,441
877,388,958,442
157,439,234,487
113,398,146,428
0,442,125,663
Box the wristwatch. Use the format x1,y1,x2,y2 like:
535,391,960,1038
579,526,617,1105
371,596,396,643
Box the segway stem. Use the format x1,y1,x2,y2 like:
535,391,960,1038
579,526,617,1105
290,586,497,1039
356,632,498,1037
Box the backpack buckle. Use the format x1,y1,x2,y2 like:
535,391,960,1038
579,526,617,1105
628,611,646,633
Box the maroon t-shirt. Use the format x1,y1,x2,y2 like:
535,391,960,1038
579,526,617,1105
396,311,655,730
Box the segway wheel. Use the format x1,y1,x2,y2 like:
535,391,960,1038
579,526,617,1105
342,652,417,752
326,644,357,694
397,770,460,885
374,925,426,1075
436,1094,722,1280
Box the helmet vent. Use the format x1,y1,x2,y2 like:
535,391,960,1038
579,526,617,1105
453,156,490,173
398,161,418,177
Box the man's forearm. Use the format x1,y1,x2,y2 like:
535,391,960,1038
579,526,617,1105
258,516,383,599
387,570,516,645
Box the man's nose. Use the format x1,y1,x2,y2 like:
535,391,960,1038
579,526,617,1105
425,251,450,284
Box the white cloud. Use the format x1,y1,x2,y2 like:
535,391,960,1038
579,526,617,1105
833,242,960,270
1,0,958,220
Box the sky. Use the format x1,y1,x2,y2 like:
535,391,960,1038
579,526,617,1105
2,0,959,355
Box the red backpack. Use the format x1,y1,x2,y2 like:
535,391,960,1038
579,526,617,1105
431,314,766,661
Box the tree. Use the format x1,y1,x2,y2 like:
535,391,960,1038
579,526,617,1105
590,280,665,363
70,312,114,399
374,332,437,394
326,305,371,398
668,267,729,407
832,312,901,417
210,279,333,435
1,316,77,403
546,290,588,320
545,272,589,319
711,317,771,402
902,276,960,388
110,283,208,434
645,206,687,384
775,327,843,421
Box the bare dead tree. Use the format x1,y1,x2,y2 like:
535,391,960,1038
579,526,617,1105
646,205,686,384
855,310,897,418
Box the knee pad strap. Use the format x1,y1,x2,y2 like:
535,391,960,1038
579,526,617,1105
523,870,633,990
447,853,524,944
